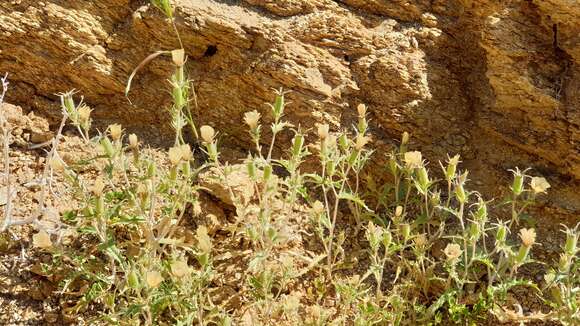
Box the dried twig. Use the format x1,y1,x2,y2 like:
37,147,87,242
0,73,14,232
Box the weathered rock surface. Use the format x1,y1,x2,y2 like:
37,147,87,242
0,1,578,212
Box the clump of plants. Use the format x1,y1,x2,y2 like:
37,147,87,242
0,1,577,325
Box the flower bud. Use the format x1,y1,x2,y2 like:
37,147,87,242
366,222,382,251
401,132,409,146
395,206,403,218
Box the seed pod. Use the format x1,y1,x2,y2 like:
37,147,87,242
446,154,460,180
565,231,578,255
400,223,411,241
292,134,304,157
454,182,467,204
127,270,140,289
515,245,530,264
272,93,285,119
338,134,349,151
246,159,256,180
558,254,571,272
263,164,272,183
382,230,392,248
496,224,507,244
147,161,157,178
417,167,430,191
512,170,524,196
100,137,115,158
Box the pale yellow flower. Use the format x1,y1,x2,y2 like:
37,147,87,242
243,110,261,130
530,177,550,194
171,260,190,278
77,105,92,123
311,201,325,215
317,124,329,140
168,146,182,166
146,270,163,288
519,228,536,247
171,48,185,66
179,144,192,161
413,233,428,249
109,124,122,141
448,154,460,167
92,177,105,196
128,134,139,148
395,205,403,217
48,156,65,173
357,104,367,117
354,134,370,150
200,125,215,143
443,243,462,261
32,230,52,249
196,226,212,254
404,151,423,169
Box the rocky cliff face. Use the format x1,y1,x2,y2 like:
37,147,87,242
0,0,578,212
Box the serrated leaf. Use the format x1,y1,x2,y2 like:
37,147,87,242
337,191,372,212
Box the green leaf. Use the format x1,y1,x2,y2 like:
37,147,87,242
337,191,372,212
